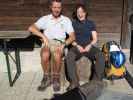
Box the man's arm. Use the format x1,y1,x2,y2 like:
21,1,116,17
65,32,75,46
28,24,49,47
57,32,75,53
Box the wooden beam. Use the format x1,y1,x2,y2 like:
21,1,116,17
120,0,129,48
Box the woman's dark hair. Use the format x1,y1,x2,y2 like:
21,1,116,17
72,4,88,20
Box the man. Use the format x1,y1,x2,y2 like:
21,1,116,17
66,4,105,90
28,0,75,92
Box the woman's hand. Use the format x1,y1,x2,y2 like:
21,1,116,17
84,44,92,52
77,45,85,53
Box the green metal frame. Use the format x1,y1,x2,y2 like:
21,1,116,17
3,40,21,87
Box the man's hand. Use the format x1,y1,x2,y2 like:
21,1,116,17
42,37,49,47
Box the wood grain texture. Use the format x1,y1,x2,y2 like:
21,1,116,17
0,0,125,46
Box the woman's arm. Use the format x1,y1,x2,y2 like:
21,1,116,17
85,31,98,51
90,30,98,45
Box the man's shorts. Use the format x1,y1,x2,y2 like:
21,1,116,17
42,39,63,53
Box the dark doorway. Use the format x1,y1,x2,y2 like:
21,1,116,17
129,14,133,64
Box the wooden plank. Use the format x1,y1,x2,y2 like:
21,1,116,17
0,25,30,31
0,17,38,25
0,31,31,39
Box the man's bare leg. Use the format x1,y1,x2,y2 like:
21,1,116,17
38,47,51,91
52,47,62,91
41,47,50,74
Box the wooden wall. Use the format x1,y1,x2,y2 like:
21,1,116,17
0,0,128,47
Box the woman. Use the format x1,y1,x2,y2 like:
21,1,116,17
66,4,105,90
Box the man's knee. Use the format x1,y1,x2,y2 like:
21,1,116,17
41,48,50,61
54,54,62,63
53,48,62,60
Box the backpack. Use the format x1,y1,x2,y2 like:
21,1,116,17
102,41,126,80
